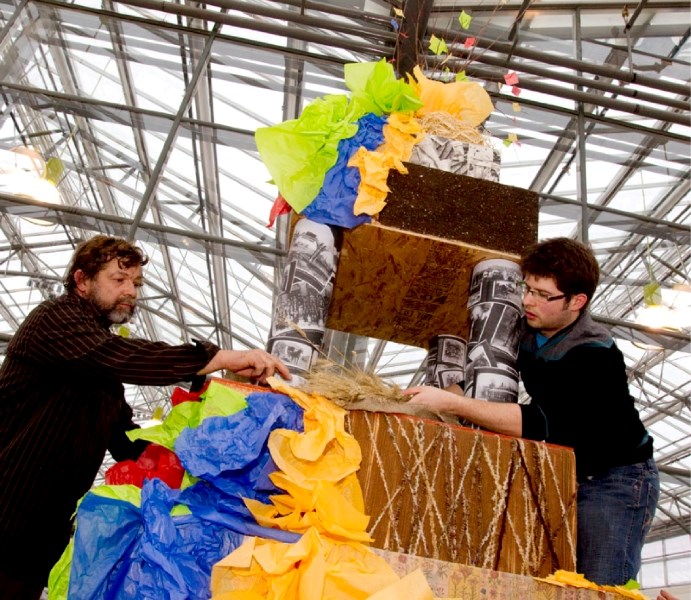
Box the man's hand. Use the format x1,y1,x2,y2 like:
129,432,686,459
199,349,292,384
403,385,463,414
404,384,523,437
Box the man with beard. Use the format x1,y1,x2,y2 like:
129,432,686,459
0,235,291,599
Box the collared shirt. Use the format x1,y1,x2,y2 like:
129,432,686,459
0,292,219,582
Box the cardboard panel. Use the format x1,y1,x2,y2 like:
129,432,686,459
346,410,577,577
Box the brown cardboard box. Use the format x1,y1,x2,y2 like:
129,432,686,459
345,409,577,577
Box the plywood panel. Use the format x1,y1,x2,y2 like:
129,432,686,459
326,223,518,347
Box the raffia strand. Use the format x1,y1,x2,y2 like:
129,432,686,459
418,111,489,145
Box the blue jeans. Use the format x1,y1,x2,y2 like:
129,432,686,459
577,458,660,585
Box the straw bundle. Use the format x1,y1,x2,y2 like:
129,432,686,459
302,360,406,409
302,360,460,424
418,111,489,145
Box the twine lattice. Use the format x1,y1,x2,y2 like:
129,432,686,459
345,411,577,577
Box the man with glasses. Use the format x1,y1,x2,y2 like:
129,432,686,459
404,237,659,587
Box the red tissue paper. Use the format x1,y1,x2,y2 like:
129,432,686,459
105,443,184,489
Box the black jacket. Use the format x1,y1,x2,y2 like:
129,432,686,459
0,293,219,583
518,312,652,480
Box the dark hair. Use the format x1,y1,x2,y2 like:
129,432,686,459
520,237,600,307
64,235,148,292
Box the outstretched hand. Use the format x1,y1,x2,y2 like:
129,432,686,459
229,349,292,383
402,385,461,414
404,384,522,437
199,349,292,384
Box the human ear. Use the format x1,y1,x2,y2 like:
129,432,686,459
570,293,588,312
73,269,89,293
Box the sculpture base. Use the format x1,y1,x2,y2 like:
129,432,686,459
374,547,631,600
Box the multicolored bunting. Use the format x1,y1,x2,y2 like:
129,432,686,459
267,194,291,228
503,132,519,147
504,71,519,86
429,34,448,55
643,281,662,306
458,10,472,30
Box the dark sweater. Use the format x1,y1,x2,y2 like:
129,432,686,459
518,312,652,480
0,293,219,584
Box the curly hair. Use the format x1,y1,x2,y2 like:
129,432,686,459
64,235,149,292
520,237,600,307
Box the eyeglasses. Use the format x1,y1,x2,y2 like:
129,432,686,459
517,281,567,303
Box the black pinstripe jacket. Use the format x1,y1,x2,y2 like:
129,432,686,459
0,292,219,585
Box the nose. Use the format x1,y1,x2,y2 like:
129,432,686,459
124,280,137,297
522,289,535,308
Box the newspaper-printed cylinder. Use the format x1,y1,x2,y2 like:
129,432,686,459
465,258,523,403
424,334,467,389
267,218,341,380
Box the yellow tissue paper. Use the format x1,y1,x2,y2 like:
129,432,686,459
349,111,424,216
534,570,601,590
409,65,493,127
211,528,422,600
244,378,369,542
347,146,403,216
245,479,372,542
269,428,361,486
535,570,650,599
367,569,434,600
266,380,362,486
601,586,649,599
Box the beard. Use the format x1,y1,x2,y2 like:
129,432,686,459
106,304,136,325
86,291,136,324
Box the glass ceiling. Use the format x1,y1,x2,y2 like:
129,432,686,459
0,0,689,590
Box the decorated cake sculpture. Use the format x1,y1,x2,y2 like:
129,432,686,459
46,379,644,599
254,57,580,581
44,59,647,600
